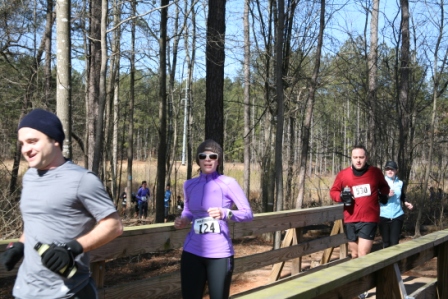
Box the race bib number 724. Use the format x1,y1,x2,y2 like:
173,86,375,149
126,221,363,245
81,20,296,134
193,217,221,234
352,184,372,198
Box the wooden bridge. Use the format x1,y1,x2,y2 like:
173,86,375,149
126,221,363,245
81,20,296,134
1,205,447,298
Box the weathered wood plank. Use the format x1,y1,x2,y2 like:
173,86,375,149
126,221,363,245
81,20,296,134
230,205,343,238
376,264,402,299
232,229,448,299
290,228,302,275
267,228,296,282
234,233,347,274
91,261,106,289
96,233,347,299
0,206,346,286
98,271,181,299
437,241,448,299
409,279,437,299
320,219,343,264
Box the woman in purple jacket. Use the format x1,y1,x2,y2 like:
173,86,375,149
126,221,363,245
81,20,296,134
174,139,253,299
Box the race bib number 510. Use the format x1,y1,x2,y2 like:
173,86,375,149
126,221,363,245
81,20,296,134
193,217,221,234
352,184,371,198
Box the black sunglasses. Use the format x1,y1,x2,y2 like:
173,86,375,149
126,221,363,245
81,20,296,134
198,153,218,160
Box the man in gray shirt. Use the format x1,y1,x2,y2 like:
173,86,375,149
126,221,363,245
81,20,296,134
0,109,123,299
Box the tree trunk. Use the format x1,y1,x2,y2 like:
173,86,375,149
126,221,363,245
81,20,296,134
92,0,108,175
416,0,448,237
366,0,379,163
286,114,295,208
56,0,72,159
167,2,182,183
44,0,54,106
295,0,325,208
273,0,285,249
205,0,226,148
126,0,136,217
82,0,89,168
243,0,251,199
254,0,274,213
183,0,196,180
107,0,122,201
397,0,411,184
86,0,101,172
155,0,169,223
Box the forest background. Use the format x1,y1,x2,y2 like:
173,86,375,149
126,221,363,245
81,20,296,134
1,0,448,243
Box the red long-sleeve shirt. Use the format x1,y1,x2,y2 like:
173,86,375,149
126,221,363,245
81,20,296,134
330,166,389,223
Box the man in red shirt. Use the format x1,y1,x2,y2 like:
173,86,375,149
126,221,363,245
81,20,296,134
330,145,389,259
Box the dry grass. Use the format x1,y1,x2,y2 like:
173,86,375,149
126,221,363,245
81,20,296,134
0,157,337,239
0,160,24,240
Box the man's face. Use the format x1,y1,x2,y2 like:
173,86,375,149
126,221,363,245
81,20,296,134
18,127,60,170
351,148,367,170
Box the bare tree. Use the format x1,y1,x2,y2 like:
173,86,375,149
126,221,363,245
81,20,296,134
183,0,196,180
295,0,325,208
6,0,55,195
243,0,251,199
366,0,379,163
205,0,226,147
273,0,285,249
155,0,169,223
86,0,101,172
415,0,448,237
397,0,411,183
90,0,108,175
44,0,54,105
56,0,72,159
252,0,275,212
126,0,137,217
110,0,122,204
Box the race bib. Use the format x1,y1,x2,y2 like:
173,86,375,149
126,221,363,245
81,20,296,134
193,217,221,234
141,196,148,202
352,184,371,198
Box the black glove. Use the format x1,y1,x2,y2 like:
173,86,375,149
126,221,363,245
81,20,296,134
40,240,83,275
378,193,388,204
0,242,24,271
340,189,354,206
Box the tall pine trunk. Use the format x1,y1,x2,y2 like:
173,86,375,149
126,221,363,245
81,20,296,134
155,0,169,223
205,0,226,148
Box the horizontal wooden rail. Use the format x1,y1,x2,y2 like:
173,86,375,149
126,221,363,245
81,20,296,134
231,229,448,299
1,205,348,298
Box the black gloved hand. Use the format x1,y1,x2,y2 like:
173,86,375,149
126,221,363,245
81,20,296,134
40,240,83,274
378,193,388,205
340,189,354,206
0,242,24,271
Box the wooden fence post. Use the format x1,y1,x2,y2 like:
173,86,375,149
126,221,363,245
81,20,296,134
91,260,106,289
437,241,448,298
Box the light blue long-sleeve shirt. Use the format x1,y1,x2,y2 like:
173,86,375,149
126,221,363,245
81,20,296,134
380,176,404,219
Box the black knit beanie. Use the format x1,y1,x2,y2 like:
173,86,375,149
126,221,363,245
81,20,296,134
195,139,223,166
18,109,65,145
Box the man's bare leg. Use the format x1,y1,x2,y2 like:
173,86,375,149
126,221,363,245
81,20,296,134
348,241,359,259
349,238,374,259
357,238,374,257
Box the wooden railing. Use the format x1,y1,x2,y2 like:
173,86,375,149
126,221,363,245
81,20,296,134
231,229,448,299
232,228,448,299
1,205,348,298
